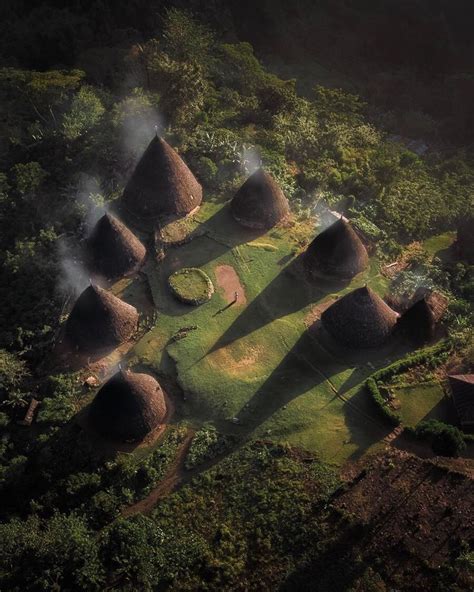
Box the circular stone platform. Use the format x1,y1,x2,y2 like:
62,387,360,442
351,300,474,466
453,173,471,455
168,268,214,305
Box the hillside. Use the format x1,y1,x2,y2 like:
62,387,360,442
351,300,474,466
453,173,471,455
0,4,473,591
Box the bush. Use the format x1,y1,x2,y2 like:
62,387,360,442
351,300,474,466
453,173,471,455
366,378,401,426
365,340,452,426
415,419,466,457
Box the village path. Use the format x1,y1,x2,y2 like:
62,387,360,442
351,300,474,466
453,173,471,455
122,427,195,517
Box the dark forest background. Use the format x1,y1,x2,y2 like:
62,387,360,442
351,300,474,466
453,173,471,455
2,0,474,143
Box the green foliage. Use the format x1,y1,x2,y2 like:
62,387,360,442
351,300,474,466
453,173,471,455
61,86,105,140
11,162,48,196
101,516,166,591
366,378,400,426
0,349,29,402
185,425,238,469
1,229,59,353
161,8,215,66
365,341,452,426
414,419,466,457
0,513,104,591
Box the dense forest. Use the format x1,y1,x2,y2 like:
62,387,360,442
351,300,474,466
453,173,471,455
0,2,473,590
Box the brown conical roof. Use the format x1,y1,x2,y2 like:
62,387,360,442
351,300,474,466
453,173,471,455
395,297,435,344
231,168,289,229
122,135,202,219
457,219,474,264
65,285,138,352
304,218,369,278
321,286,398,348
89,369,166,441
87,213,146,279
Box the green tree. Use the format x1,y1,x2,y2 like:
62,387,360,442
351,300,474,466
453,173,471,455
62,86,105,140
101,516,166,590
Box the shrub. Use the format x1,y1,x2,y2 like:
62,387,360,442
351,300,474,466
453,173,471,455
415,419,466,457
365,341,452,426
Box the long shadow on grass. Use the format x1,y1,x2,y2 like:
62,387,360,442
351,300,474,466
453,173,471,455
205,254,349,356
232,331,331,435
225,330,390,463
170,203,267,269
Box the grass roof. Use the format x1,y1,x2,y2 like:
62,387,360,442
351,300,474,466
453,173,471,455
321,286,398,348
304,218,369,278
122,135,202,220
65,285,138,352
231,168,289,230
87,213,146,279
89,368,166,441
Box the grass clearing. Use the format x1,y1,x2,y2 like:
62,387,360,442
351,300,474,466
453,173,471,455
124,200,404,465
395,382,450,427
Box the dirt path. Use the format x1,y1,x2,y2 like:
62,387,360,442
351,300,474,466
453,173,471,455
215,264,247,305
122,427,195,517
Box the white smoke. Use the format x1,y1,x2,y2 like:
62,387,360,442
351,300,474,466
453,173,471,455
74,173,106,234
240,145,261,176
57,236,90,298
116,94,164,171
312,192,347,231
57,174,106,298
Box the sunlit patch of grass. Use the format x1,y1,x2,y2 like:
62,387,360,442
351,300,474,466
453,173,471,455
126,200,406,464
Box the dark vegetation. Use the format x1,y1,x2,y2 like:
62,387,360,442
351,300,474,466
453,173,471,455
0,2,473,590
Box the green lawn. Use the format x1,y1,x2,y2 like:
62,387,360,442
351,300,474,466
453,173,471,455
395,382,450,427
122,199,400,465
423,231,456,261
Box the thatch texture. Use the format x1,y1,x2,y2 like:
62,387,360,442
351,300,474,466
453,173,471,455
65,285,138,352
304,219,369,278
231,168,289,229
89,369,167,441
413,288,448,323
396,297,435,344
122,135,202,219
457,219,474,264
321,286,398,348
448,374,474,428
87,213,146,279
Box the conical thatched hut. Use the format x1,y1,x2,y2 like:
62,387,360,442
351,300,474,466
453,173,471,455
89,369,167,441
65,285,138,352
456,219,474,264
448,374,474,429
395,297,435,344
87,213,146,279
321,286,398,348
304,218,369,278
231,168,289,230
122,135,202,219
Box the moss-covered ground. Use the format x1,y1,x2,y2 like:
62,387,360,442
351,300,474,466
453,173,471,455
118,199,432,465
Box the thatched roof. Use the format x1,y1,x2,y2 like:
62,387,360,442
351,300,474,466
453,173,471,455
396,297,435,344
448,374,474,428
321,286,398,348
87,213,146,279
122,135,202,219
304,218,369,278
89,369,166,441
231,168,289,229
65,285,138,352
412,288,448,323
457,219,474,264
